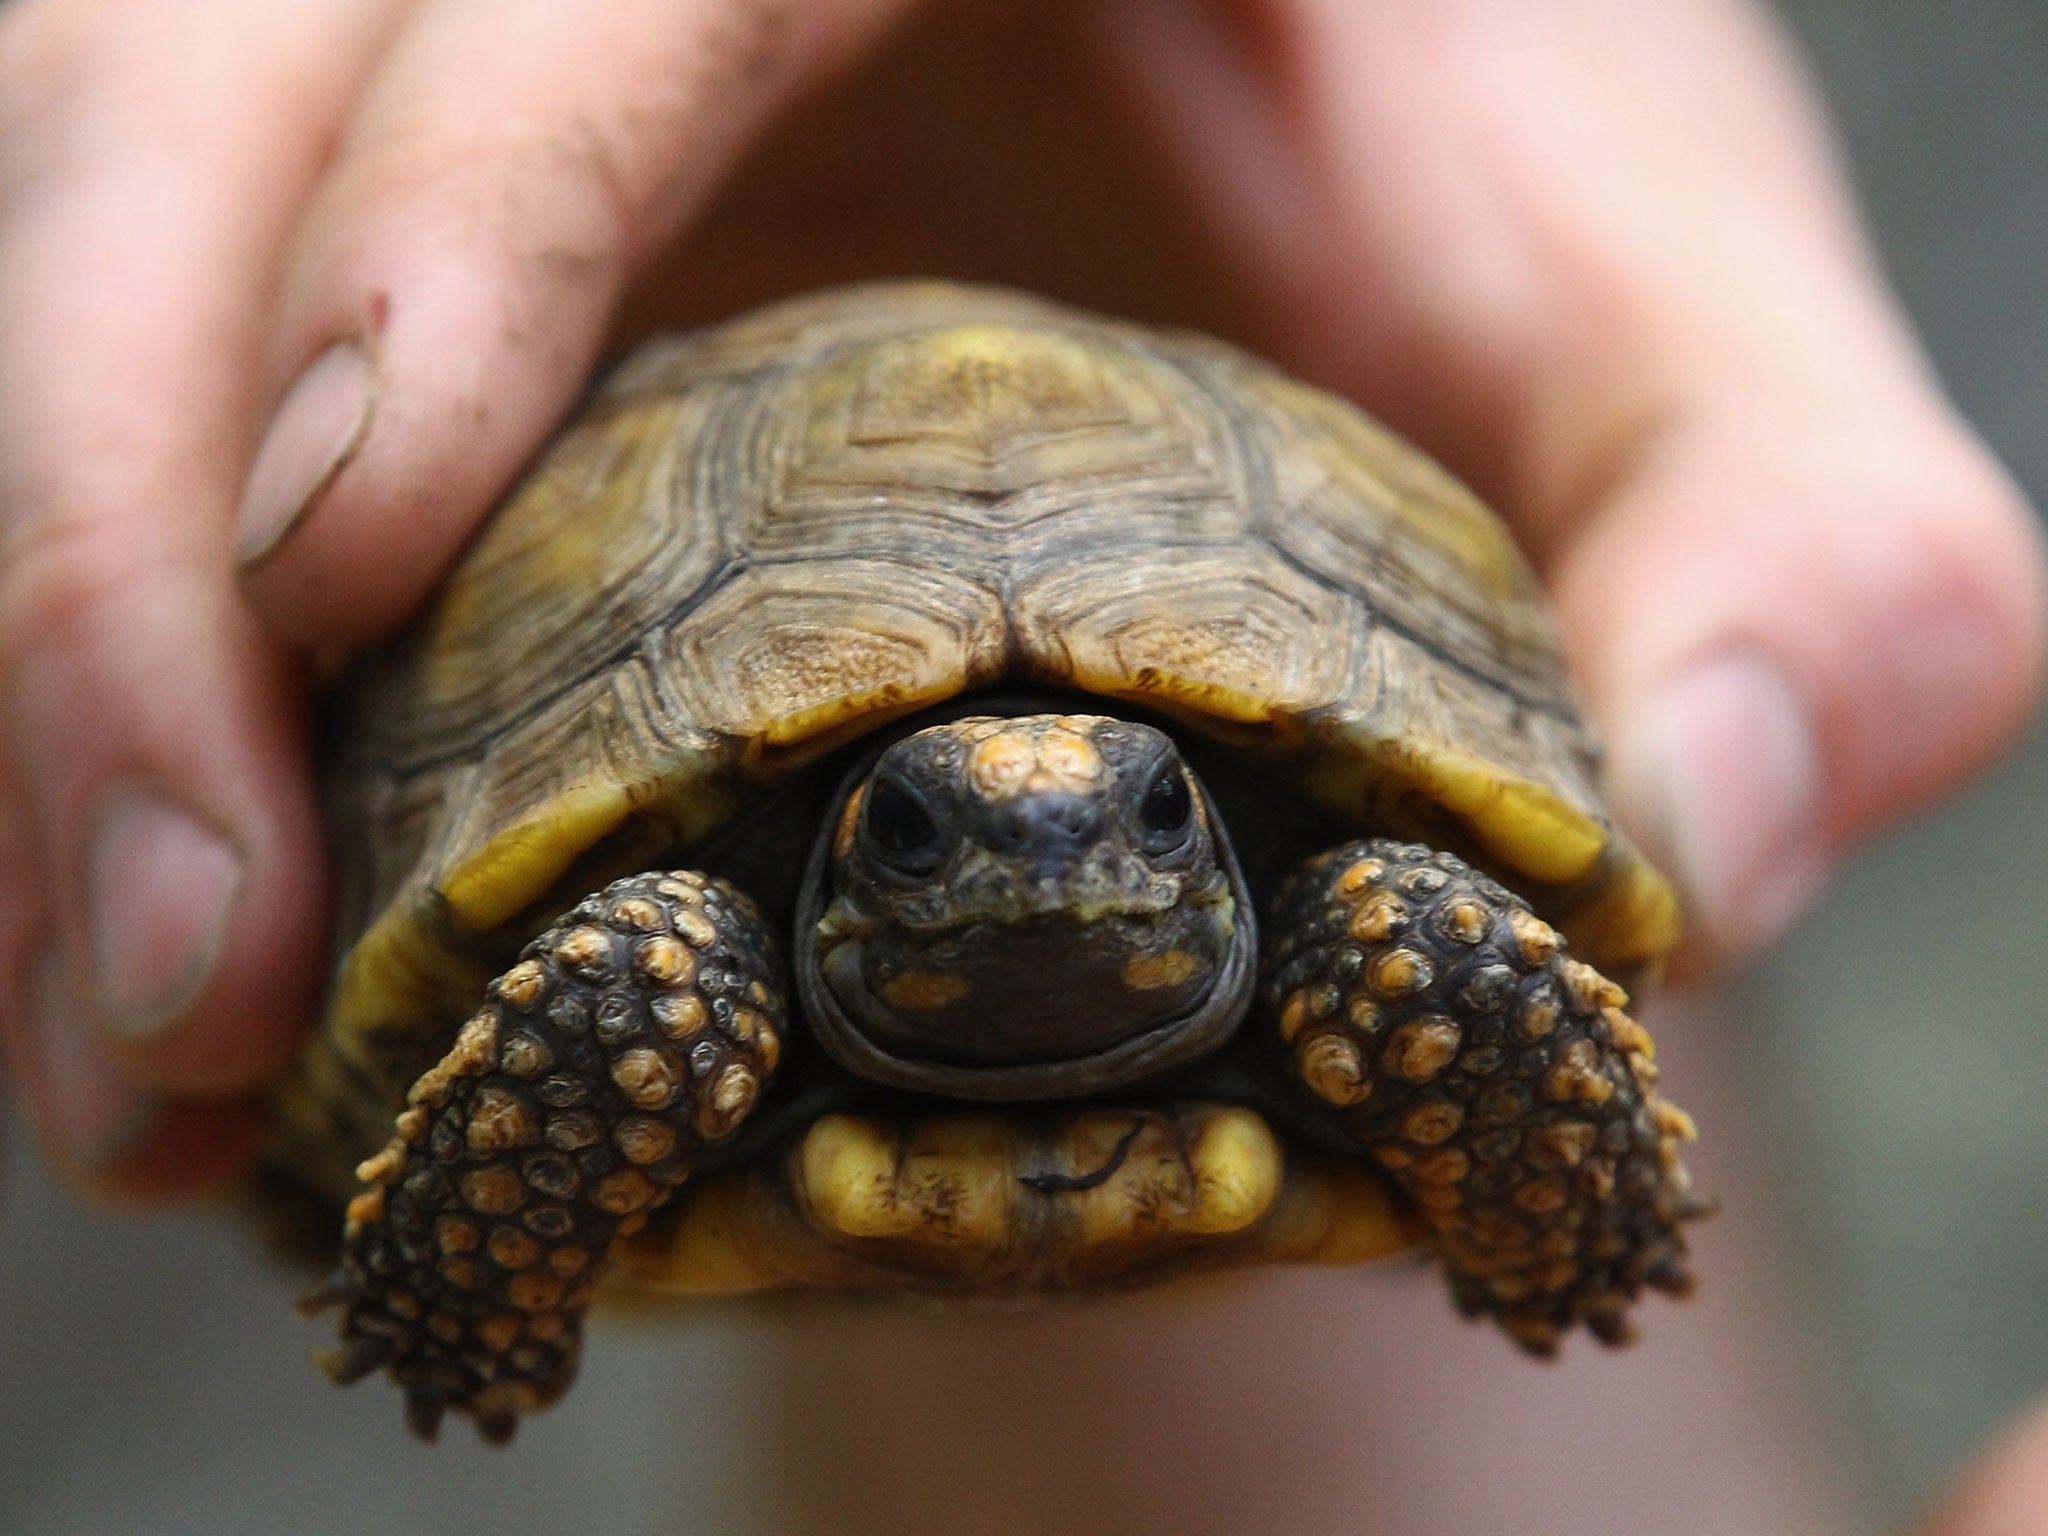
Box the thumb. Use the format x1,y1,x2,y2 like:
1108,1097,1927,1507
1561,396,2044,966
1921,1397,2048,1536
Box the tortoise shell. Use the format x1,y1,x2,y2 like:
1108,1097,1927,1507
279,280,1675,1202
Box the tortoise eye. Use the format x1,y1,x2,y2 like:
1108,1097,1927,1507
862,779,945,873
1137,762,1194,849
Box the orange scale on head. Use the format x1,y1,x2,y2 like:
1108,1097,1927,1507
1034,729,1104,792
969,732,1039,800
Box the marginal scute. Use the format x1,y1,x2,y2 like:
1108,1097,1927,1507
663,559,1009,767
440,777,638,932
1020,541,1358,728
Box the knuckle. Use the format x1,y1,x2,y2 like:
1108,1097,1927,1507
1886,437,2046,654
346,115,638,284
1940,453,2040,583
0,508,167,680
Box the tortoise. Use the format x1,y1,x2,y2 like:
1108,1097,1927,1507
268,280,1702,1443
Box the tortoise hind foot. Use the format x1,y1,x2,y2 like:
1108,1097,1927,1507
304,870,785,1442
1263,838,1707,1351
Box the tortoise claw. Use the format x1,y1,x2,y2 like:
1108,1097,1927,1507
1585,1307,1637,1347
294,1268,356,1318
405,1382,446,1443
317,1334,394,1386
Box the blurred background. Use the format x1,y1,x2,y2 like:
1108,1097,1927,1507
3,2,2044,1532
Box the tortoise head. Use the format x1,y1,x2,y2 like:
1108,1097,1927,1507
795,714,1257,1099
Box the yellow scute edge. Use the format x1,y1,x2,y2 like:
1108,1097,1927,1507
1563,854,1682,977
439,776,638,931
1303,727,1679,972
1063,657,1283,728
326,903,494,1051
1376,736,1607,884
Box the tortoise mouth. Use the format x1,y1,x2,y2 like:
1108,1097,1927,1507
610,1037,1421,1296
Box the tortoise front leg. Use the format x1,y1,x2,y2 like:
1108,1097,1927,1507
306,870,784,1443
1264,839,1704,1350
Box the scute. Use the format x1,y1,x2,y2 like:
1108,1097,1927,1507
300,280,1676,1202
660,556,1010,769
1017,535,1361,725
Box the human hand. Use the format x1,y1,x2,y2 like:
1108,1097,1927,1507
1923,1398,2048,1536
0,0,2037,1204
0,0,918,1199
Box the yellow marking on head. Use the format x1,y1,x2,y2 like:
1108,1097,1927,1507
879,970,973,1011
1121,949,1201,991
969,732,1038,799
834,785,865,860
965,718,1110,801
1035,729,1102,790
1183,1109,1287,1234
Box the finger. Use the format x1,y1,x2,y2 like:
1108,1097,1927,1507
0,0,406,1187
1554,403,2042,967
0,954,261,1203
1098,0,2047,966
233,0,914,646
1923,1398,2048,1536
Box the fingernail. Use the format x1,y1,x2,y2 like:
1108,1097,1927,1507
27,949,158,1167
236,340,375,565
83,786,243,1041
1611,650,1827,957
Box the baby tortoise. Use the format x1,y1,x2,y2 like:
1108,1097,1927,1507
267,281,1703,1443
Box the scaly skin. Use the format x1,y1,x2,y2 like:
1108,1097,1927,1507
1264,839,1704,1350
305,871,784,1442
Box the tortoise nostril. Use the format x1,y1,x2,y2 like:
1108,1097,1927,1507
987,794,1104,857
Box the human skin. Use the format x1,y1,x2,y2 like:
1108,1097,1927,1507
0,0,2036,1274
1924,1400,2048,1536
